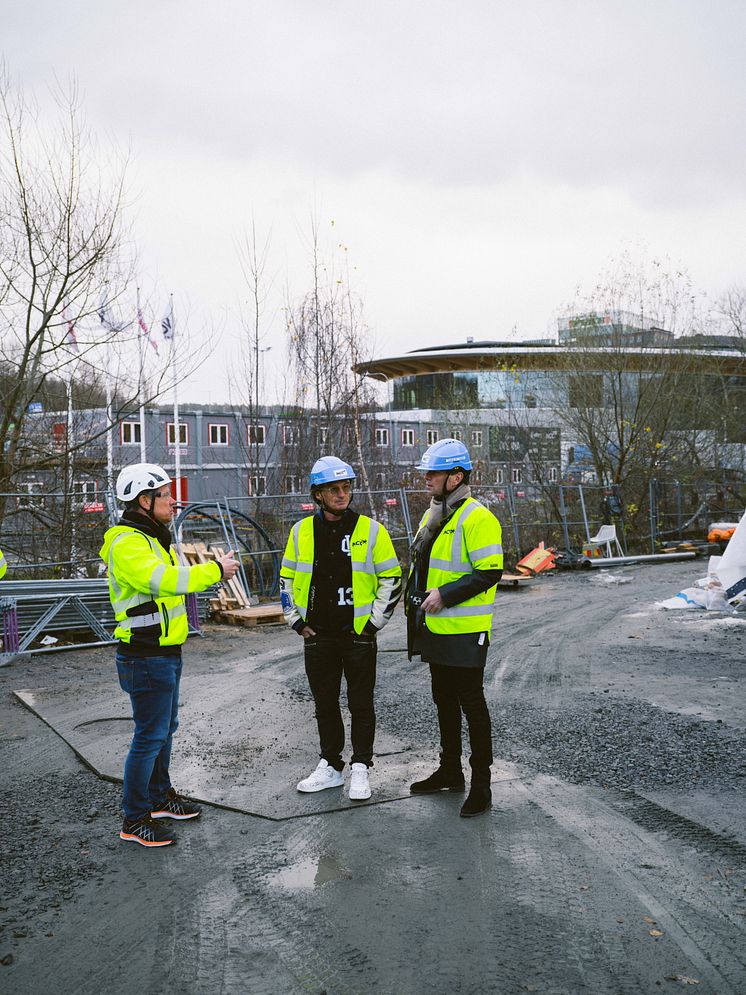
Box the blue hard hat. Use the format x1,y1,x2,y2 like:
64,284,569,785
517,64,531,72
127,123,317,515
309,456,357,488
415,438,473,472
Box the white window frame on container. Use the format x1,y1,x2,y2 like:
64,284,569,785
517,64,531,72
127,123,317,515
471,430,483,447
167,422,189,446
451,430,462,442
247,423,266,446
318,426,328,446
17,481,44,509
120,421,141,446
548,466,558,483
284,474,301,493
74,479,98,500
345,426,356,445
495,467,504,485
375,427,389,447
511,467,522,484
426,429,439,445
282,424,299,446
248,475,267,496
208,423,229,446
401,428,415,446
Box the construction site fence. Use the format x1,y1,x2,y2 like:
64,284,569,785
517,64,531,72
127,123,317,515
0,478,742,588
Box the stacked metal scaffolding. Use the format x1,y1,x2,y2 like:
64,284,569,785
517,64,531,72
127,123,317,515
0,579,208,655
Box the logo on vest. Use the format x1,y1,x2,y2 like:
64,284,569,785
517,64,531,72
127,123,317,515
351,538,367,547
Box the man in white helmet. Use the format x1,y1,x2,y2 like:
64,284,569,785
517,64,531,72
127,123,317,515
280,456,402,801
100,463,239,848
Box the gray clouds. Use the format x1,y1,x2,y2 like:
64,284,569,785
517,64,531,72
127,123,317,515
8,0,746,205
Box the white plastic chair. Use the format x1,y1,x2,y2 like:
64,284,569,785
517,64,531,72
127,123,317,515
587,524,624,558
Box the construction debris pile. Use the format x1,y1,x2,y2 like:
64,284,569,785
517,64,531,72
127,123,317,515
657,510,746,612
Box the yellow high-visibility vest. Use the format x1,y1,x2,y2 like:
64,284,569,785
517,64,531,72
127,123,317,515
281,514,401,634
413,498,503,636
100,525,220,647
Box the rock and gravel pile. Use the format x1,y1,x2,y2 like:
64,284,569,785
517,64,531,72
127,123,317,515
489,696,746,791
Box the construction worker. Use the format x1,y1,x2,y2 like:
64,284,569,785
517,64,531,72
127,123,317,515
281,456,402,801
406,439,503,818
0,547,6,579
100,463,239,848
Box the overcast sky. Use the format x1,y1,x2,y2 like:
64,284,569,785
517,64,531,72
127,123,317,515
5,0,746,402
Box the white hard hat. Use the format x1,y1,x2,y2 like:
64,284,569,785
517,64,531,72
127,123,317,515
116,463,172,502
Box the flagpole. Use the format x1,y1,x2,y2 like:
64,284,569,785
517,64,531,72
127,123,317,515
170,294,181,505
137,287,147,463
105,372,114,493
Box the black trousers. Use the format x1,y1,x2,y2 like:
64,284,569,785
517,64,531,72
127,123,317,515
429,663,493,786
304,632,377,769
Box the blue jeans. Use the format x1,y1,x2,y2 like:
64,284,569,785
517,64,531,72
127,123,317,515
116,652,182,821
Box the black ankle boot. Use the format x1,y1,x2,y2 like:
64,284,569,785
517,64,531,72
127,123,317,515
459,785,491,818
410,766,465,794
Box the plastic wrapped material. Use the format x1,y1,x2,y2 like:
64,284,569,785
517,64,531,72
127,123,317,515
657,514,746,611
716,510,746,609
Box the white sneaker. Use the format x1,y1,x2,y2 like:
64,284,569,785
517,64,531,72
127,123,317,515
296,759,344,793
348,762,371,800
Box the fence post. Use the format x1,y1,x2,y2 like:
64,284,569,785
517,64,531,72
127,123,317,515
649,478,658,553
557,484,571,550
578,485,591,544
505,484,521,557
400,488,413,545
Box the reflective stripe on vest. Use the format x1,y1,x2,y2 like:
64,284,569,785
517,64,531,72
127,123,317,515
280,514,399,634
421,498,502,636
119,603,188,631
107,529,192,647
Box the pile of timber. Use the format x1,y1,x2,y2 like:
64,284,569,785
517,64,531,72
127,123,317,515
181,542,284,628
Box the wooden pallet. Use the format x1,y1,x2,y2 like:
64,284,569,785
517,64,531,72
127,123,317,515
498,572,533,587
212,603,285,628
181,541,253,610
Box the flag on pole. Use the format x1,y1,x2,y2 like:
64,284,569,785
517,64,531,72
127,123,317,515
137,307,160,354
62,305,79,353
97,297,111,329
161,301,174,340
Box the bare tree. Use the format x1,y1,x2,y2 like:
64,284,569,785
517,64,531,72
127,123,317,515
0,68,133,523
286,218,378,504
551,255,730,535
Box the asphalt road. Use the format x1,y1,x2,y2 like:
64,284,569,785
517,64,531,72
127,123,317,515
2,560,745,994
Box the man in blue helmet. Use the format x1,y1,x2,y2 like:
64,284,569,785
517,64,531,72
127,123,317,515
406,438,503,818
280,456,402,800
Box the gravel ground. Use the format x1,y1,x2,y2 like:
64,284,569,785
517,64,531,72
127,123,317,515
2,559,746,992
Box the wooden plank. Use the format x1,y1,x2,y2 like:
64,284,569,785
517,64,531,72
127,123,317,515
212,602,285,628
498,572,533,587
213,546,249,607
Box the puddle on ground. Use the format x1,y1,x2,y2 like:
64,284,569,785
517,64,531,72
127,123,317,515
271,853,351,891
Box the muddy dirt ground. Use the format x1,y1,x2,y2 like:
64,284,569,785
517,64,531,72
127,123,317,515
2,560,746,994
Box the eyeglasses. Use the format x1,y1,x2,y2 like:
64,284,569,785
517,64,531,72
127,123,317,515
322,482,352,493
154,490,172,500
